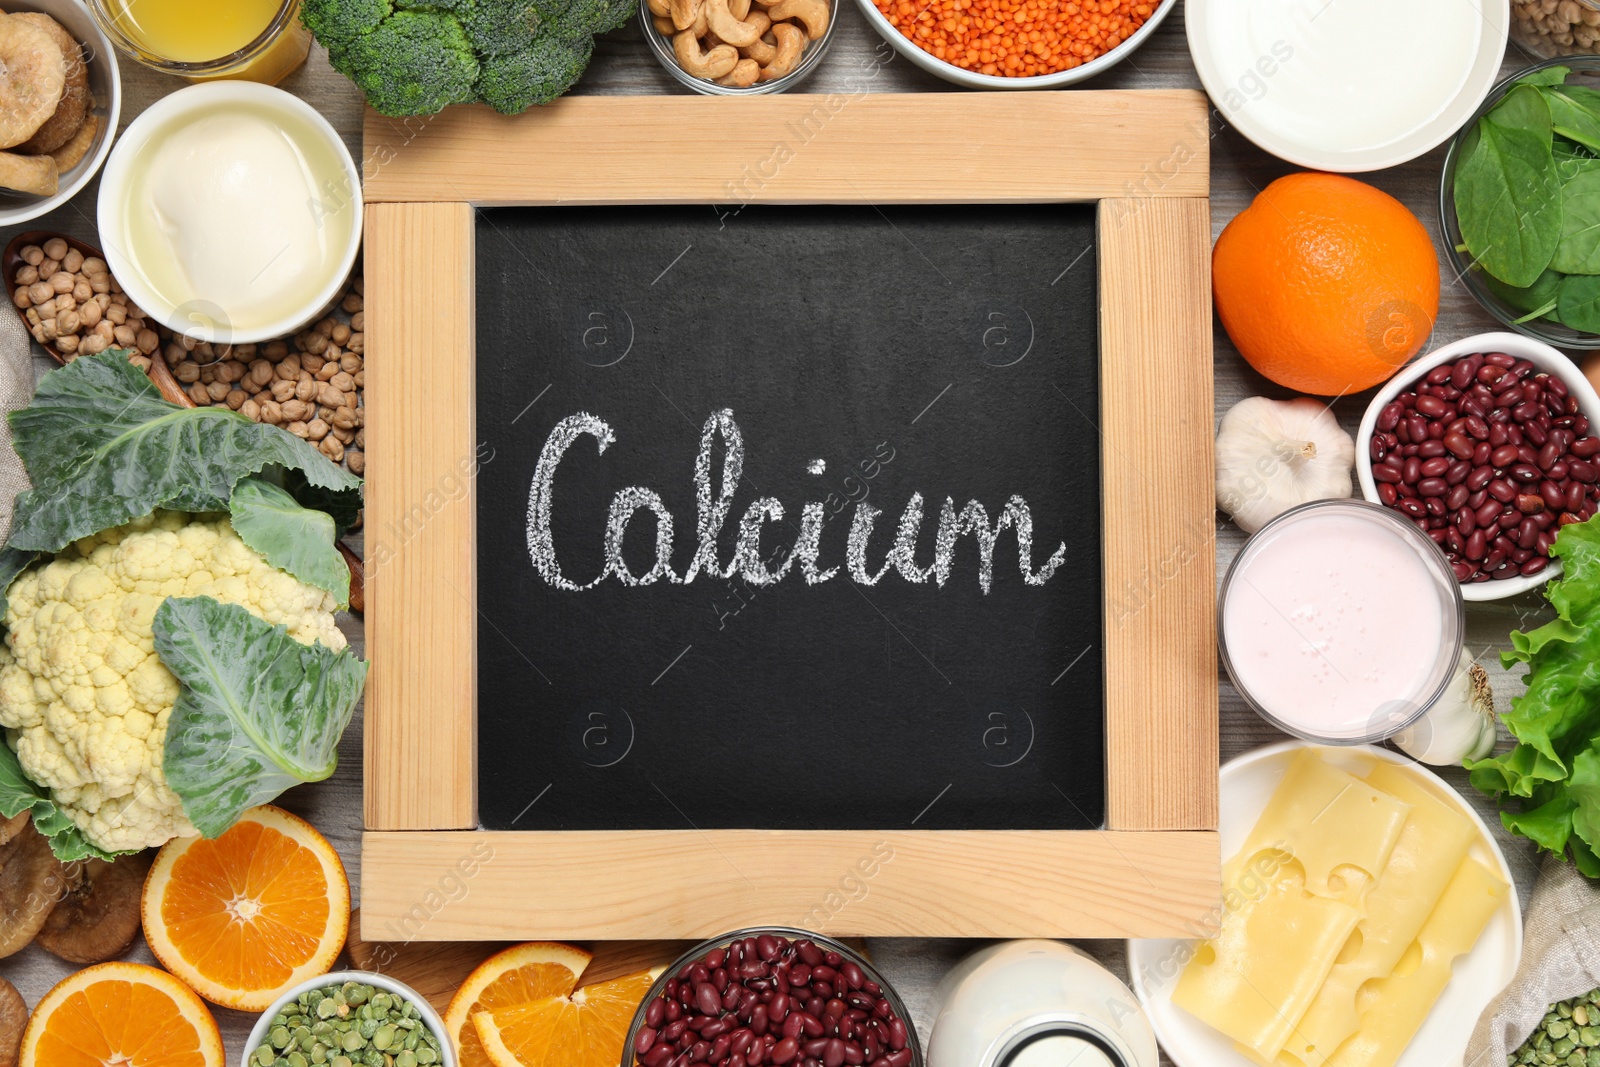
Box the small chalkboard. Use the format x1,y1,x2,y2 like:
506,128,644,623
474,204,1103,832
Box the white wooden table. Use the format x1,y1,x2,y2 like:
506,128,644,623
0,5,1554,1064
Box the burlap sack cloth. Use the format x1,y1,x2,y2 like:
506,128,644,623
1469,855,1600,1066
0,311,35,543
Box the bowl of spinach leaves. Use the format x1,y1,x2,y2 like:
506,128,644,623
1444,57,1600,348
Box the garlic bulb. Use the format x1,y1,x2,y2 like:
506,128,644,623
1391,649,1498,765
1216,397,1356,534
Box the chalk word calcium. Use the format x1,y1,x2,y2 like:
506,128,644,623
527,410,1067,594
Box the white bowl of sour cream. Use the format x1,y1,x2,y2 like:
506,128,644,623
97,82,361,344
1187,0,1507,172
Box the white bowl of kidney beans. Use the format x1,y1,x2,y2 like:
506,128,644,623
624,928,920,1067
1356,331,1600,601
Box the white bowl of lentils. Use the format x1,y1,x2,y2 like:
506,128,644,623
243,971,455,1067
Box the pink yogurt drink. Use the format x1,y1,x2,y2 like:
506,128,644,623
1219,500,1464,743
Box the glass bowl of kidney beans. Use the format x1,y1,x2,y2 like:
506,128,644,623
1356,333,1600,601
623,928,921,1067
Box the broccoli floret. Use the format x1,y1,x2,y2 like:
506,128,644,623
457,0,543,54
301,0,393,40
334,10,480,116
476,31,592,112
568,0,635,35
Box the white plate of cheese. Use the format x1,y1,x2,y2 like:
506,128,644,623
1127,741,1522,1067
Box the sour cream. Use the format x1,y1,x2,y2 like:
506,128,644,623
99,83,361,343
1192,0,1503,169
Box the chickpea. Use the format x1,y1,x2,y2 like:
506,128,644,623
306,418,330,441
20,246,42,267
175,362,201,383
226,390,248,410
240,398,261,421
347,450,365,475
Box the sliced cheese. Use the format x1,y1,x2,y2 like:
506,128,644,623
1173,855,1363,1059
1318,858,1509,1067
1277,764,1478,1066
1231,749,1413,905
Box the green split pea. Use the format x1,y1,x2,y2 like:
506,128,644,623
1511,987,1600,1067
250,981,444,1067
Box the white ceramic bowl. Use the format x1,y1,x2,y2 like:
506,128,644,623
0,0,121,227
242,971,456,1067
1127,741,1521,1067
1185,0,1506,171
853,0,1176,89
1356,331,1600,602
96,81,361,345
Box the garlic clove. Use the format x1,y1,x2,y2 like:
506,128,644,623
1216,396,1356,534
1391,648,1498,766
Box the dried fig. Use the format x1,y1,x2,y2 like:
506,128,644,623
35,851,151,964
0,812,28,849
11,13,87,156
0,976,23,1067
0,817,66,957
0,14,65,150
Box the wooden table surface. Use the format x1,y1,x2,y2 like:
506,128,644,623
0,4,1556,1064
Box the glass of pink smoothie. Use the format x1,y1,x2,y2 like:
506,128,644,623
1218,499,1465,744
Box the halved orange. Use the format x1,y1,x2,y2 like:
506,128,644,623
141,805,350,1011
473,968,660,1067
20,961,224,1067
444,943,592,1067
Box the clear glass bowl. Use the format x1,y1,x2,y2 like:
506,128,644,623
640,1,837,94
1440,54,1600,348
620,927,923,1067
1512,0,1600,59
1217,499,1466,746
86,0,311,84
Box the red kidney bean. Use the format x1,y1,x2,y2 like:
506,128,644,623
771,1039,800,1065
1501,510,1523,530
1417,477,1446,497
1446,484,1469,511
1443,433,1473,459
1475,498,1503,526
1465,529,1487,560
1512,464,1542,483
1517,493,1547,515
1402,457,1421,483
1550,461,1570,481
1415,394,1448,418
1490,444,1519,467
1520,518,1540,549
1544,480,1569,510
1377,401,1403,431
1569,482,1588,512
1523,555,1550,576
1467,465,1495,491
1418,439,1447,458
1488,478,1517,502
1446,460,1471,485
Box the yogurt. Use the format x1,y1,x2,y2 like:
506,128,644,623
99,84,361,343
1220,501,1462,742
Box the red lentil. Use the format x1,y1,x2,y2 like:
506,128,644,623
874,0,1159,76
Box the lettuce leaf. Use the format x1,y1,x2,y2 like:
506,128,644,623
0,741,121,862
1470,517,1600,875
5,351,361,553
155,596,367,837
228,479,350,607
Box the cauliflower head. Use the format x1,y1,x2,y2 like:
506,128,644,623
0,510,347,852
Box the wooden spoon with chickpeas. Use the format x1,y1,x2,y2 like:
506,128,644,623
4,232,161,365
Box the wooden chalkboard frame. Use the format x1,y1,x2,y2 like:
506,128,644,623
358,91,1220,940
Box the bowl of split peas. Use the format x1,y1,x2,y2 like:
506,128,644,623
854,0,1173,88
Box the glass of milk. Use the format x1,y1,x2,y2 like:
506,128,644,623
1219,499,1465,744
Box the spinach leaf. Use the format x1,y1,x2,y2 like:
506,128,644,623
156,596,367,838
1456,99,1564,287
228,479,350,607
1485,267,1565,315
1560,272,1600,332
1518,66,1572,88
5,352,361,554
1554,169,1600,274
1549,89,1600,154
0,743,120,862
1555,137,1600,180
1489,83,1556,135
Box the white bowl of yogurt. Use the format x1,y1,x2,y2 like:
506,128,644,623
1186,0,1508,172
96,82,361,344
1218,499,1465,745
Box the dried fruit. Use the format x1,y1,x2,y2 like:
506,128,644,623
0,816,66,958
0,977,24,1067
35,851,151,964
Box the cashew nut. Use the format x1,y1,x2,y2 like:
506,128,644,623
670,0,699,31
691,8,708,35
766,0,827,37
706,0,770,47
653,14,676,33
759,21,805,78
741,33,778,63
729,0,752,18
674,30,739,78
717,57,760,86
647,0,671,16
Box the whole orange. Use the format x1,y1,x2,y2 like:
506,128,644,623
1213,173,1439,397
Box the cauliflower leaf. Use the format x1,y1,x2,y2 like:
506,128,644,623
229,479,350,607
6,352,362,554
155,596,367,837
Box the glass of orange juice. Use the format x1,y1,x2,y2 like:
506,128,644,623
87,0,312,85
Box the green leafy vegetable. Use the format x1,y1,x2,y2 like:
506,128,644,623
1470,517,1600,877
1560,273,1600,333
228,479,351,607
1456,87,1563,288
1517,65,1574,87
4,351,361,554
0,743,120,862
155,596,368,837
1554,170,1600,273
1485,268,1565,318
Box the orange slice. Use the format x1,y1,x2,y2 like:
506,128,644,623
20,961,224,1067
473,968,659,1067
141,805,350,1011
444,942,593,1067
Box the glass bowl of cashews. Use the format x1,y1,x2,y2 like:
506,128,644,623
640,0,835,93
